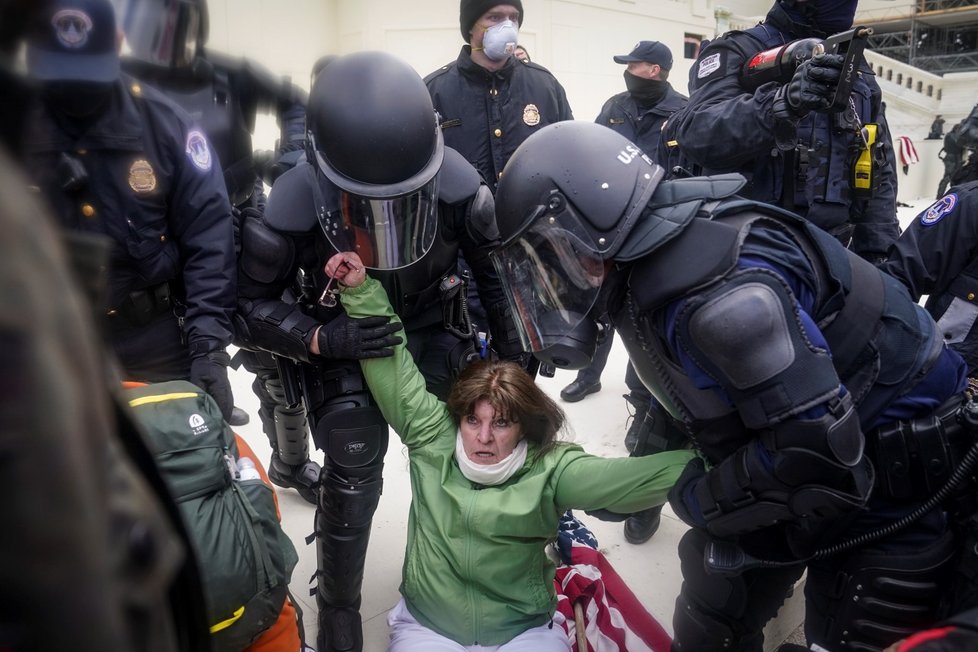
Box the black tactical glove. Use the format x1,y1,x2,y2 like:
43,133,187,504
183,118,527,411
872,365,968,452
775,53,845,119
190,350,234,421
316,313,403,360
667,457,708,529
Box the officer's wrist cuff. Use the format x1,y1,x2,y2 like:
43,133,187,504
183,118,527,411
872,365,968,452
189,339,223,359
772,85,804,122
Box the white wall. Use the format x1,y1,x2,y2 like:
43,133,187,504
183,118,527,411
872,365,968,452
207,0,769,121
205,0,964,201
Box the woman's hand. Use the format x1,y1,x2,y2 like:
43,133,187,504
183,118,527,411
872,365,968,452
324,252,366,288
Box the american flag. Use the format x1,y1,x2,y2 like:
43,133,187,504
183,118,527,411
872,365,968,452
551,512,673,652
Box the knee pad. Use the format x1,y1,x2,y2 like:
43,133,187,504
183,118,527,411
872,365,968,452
312,399,388,468
806,528,956,650
304,363,389,466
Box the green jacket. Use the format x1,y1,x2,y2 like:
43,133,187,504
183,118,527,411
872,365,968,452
341,278,695,646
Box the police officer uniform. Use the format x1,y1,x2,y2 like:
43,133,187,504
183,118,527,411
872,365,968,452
489,121,973,652
234,52,520,652
596,86,686,155
120,53,306,211
115,0,317,490
425,50,573,193
23,2,236,416
9,1,212,649
883,181,978,376
663,0,900,261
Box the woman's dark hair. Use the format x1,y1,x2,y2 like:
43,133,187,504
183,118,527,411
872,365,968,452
446,359,564,458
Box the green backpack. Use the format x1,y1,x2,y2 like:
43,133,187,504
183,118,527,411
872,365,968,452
125,380,299,651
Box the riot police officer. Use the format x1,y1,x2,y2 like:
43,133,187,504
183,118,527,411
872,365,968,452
111,0,320,496
234,51,522,652
23,0,237,421
662,0,900,263
490,121,972,651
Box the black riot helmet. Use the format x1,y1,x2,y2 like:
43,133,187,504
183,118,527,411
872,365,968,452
490,121,665,369
308,50,442,270
112,0,207,68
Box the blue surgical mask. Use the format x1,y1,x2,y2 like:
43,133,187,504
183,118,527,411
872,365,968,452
482,20,519,61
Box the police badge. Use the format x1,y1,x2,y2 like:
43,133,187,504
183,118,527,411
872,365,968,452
128,159,157,193
523,104,541,127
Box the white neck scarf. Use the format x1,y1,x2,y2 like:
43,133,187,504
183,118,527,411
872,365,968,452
454,430,528,486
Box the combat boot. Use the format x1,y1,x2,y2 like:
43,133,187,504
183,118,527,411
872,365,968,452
624,505,662,544
267,453,320,504
318,604,362,652
623,392,652,453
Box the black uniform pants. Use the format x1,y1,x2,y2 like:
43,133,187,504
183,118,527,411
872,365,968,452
110,312,191,382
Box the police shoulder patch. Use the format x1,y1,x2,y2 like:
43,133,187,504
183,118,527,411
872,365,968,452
921,193,958,226
697,52,723,79
185,130,212,172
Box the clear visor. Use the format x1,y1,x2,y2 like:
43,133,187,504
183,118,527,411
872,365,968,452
318,171,439,270
490,205,605,353
117,0,201,68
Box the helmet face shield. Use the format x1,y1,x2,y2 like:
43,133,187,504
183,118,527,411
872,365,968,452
318,155,439,270
490,202,605,356
116,0,201,68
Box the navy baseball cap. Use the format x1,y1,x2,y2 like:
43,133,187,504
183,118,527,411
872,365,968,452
613,40,673,70
26,0,120,82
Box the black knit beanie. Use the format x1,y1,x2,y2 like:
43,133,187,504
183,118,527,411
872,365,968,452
459,0,524,42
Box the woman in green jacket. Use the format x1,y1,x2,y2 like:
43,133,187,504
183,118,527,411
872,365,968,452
326,252,695,651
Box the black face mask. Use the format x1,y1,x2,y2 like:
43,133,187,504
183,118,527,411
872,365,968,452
624,72,668,106
42,81,114,122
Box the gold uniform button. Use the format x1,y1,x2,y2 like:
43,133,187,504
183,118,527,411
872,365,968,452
81,203,95,218
494,128,502,138
489,88,498,97
160,234,167,242
969,293,976,301
131,83,142,96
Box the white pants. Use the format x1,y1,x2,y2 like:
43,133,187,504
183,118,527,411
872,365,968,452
386,598,571,652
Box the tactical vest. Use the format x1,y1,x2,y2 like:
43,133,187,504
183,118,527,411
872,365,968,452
728,25,881,229
153,69,256,207
613,197,940,461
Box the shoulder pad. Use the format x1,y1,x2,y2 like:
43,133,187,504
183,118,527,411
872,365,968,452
616,174,747,262
438,148,482,205
467,185,498,244
264,163,319,233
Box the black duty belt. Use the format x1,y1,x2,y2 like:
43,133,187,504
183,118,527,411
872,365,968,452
107,281,174,331
867,394,971,501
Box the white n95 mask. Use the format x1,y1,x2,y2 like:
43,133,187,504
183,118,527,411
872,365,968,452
482,20,519,61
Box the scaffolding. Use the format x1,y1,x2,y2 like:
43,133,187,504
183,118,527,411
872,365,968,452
864,1,978,74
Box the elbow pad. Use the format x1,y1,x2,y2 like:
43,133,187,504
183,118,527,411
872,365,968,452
487,300,524,359
465,184,499,244
693,395,873,538
236,298,320,363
